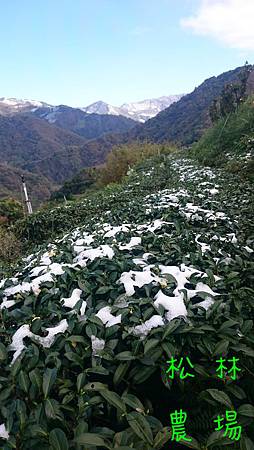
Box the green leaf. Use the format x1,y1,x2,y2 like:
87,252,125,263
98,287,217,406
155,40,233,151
66,335,86,344
86,366,109,375
83,382,107,391
113,362,130,385
132,365,156,384
18,370,30,393
238,404,254,417
240,436,254,450
49,428,69,450
29,368,42,391
213,340,229,356
205,389,233,408
115,351,136,361
161,341,176,358
75,433,110,448
144,338,160,354
29,424,48,437
64,351,83,367
96,286,111,294
0,343,7,361
86,323,97,337
100,389,126,413
126,411,153,446
153,427,172,449
44,399,61,420
226,385,246,400
162,320,180,339
43,368,57,399
177,437,201,449
122,393,144,412
206,430,234,447
77,373,86,392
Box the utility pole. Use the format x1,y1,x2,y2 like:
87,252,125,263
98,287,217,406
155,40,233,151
21,175,33,214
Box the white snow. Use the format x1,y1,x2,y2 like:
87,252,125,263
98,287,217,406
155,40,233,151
244,246,254,253
61,288,87,317
35,319,68,348
0,423,9,440
9,320,68,365
131,315,164,338
194,296,214,310
133,253,153,267
95,306,121,327
29,265,47,277
91,335,105,356
226,233,237,244
3,281,32,297
154,290,187,321
61,289,82,308
103,224,130,238
8,324,33,365
0,298,16,310
187,282,220,300
0,278,7,289
74,233,94,246
74,245,114,266
119,266,161,296
136,219,172,234
195,234,211,254
119,237,141,250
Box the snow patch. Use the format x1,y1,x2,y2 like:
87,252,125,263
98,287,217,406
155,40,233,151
96,306,121,327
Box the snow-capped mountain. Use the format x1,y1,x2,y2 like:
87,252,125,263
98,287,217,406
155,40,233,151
0,94,185,122
0,97,51,115
120,95,185,122
82,95,185,122
81,101,123,117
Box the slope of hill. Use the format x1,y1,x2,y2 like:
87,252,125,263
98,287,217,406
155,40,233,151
131,65,253,145
1,152,253,448
0,114,90,181
0,113,129,183
0,109,132,204
191,96,254,179
32,105,136,139
0,163,54,207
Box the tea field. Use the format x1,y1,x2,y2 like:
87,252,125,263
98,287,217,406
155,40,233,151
0,154,254,449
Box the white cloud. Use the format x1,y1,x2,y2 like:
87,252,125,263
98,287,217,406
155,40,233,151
181,0,254,50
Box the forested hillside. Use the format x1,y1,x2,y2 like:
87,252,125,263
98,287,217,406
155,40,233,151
0,164,54,207
32,105,136,140
131,65,253,145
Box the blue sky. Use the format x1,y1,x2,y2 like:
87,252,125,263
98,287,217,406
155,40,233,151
0,0,253,107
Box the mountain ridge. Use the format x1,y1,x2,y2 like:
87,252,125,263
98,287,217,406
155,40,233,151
130,65,254,145
0,94,184,123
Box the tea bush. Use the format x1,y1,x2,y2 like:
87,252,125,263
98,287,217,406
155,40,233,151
0,154,254,449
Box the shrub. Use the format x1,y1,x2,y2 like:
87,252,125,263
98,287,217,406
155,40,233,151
95,142,177,187
0,227,22,265
190,96,254,177
0,198,24,226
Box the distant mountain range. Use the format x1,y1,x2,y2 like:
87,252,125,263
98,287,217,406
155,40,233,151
0,65,253,206
81,95,184,122
0,94,184,123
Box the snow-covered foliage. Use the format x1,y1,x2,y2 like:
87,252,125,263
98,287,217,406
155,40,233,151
0,154,253,448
